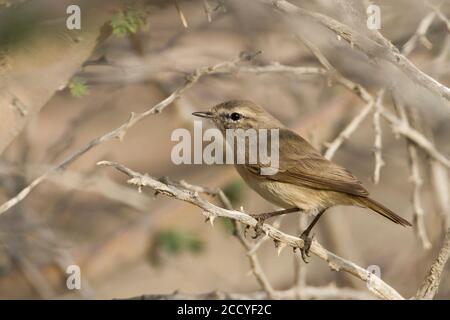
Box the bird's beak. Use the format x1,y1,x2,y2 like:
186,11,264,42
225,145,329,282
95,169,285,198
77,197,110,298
192,111,213,119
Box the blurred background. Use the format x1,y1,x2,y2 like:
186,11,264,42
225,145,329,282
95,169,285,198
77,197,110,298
0,0,450,299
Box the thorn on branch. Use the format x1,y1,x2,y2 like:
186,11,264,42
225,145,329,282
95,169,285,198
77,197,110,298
277,242,287,256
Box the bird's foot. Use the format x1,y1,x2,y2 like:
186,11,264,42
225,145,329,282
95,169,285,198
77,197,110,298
247,214,267,239
299,231,314,263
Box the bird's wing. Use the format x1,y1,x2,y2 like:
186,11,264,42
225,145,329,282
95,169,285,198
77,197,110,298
246,128,369,197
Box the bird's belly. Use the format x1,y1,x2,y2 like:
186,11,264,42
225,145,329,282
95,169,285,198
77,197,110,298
235,165,337,212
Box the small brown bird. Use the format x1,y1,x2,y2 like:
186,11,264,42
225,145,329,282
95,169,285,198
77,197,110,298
193,100,411,262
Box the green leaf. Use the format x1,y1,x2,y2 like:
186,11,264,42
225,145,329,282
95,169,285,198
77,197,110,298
154,229,204,255
222,180,245,205
219,217,235,234
110,8,148,38
68,77,89,98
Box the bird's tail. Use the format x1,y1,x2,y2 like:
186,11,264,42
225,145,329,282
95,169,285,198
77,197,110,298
356,197,412,227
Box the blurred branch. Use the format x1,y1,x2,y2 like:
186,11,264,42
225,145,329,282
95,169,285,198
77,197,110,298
4,244,55,299
407,132,431,250
173,0,189,28
0,52,260,217
427,2,450,33
164,178,283,299
0,0,117,154
97,160,404,300
202,0,213,22
162,178,279,299
416,228,450,299
430,158,450,231
295,35,376,160
45,100,116,163
401,11,435,56
372,91,385,184
393,100,431,249
324,101,373,160
128,285,374,300
423,32,450,231
232,220,278,299
217,191,278,299
256,0,450,103
380,109,450,170
222,63,326,77
293,214,307,297
398,7,447,244
2,50,448,228
0,162,152,211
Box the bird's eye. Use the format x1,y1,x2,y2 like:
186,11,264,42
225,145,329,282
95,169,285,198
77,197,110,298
230,112,242,121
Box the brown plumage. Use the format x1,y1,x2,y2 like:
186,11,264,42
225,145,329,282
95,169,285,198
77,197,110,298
193,100,411,261
243,127,410,227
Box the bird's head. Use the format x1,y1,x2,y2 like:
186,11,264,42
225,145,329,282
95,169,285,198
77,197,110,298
192,100,282,132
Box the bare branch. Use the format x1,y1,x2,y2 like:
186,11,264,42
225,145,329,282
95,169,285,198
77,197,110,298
427,2,450,33
205,186,278,299
256,0,450,103
293,214,308,297
174,0,189,28
232,221,278,299
401,12,435,56
324,100,374,160
380,109,450,170
2,52,448,241
247,217,282,255
203,0,213,22
430,160,450,231
393,100,431,249
408,140,432,250
98,160,404,300
158,177,278,299
372,91,385,184
227,63,326,77
128,285,375,300
296,34,376,160
416,228,450,299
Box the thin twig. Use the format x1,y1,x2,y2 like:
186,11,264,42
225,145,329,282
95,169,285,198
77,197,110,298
293,214,308,297
128,285,375,300
232,220,278,299
380,108,450,170
226,63,326,77
401,11,435,56
159,178,278,299
428,40,450,230
217,190,278,299
427,2,450,33
393,99,431,249
173,0,189,28
372,90,385,184
324,100,374,160
256,0,450,102
295,35,376,160
202,0,212,22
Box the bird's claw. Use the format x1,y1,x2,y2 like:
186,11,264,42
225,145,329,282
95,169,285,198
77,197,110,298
243,225,251,238
249,215,266,239
299,232,314,263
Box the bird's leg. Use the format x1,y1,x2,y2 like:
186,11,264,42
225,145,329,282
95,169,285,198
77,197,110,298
299,208,326,263
248,207,300,239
